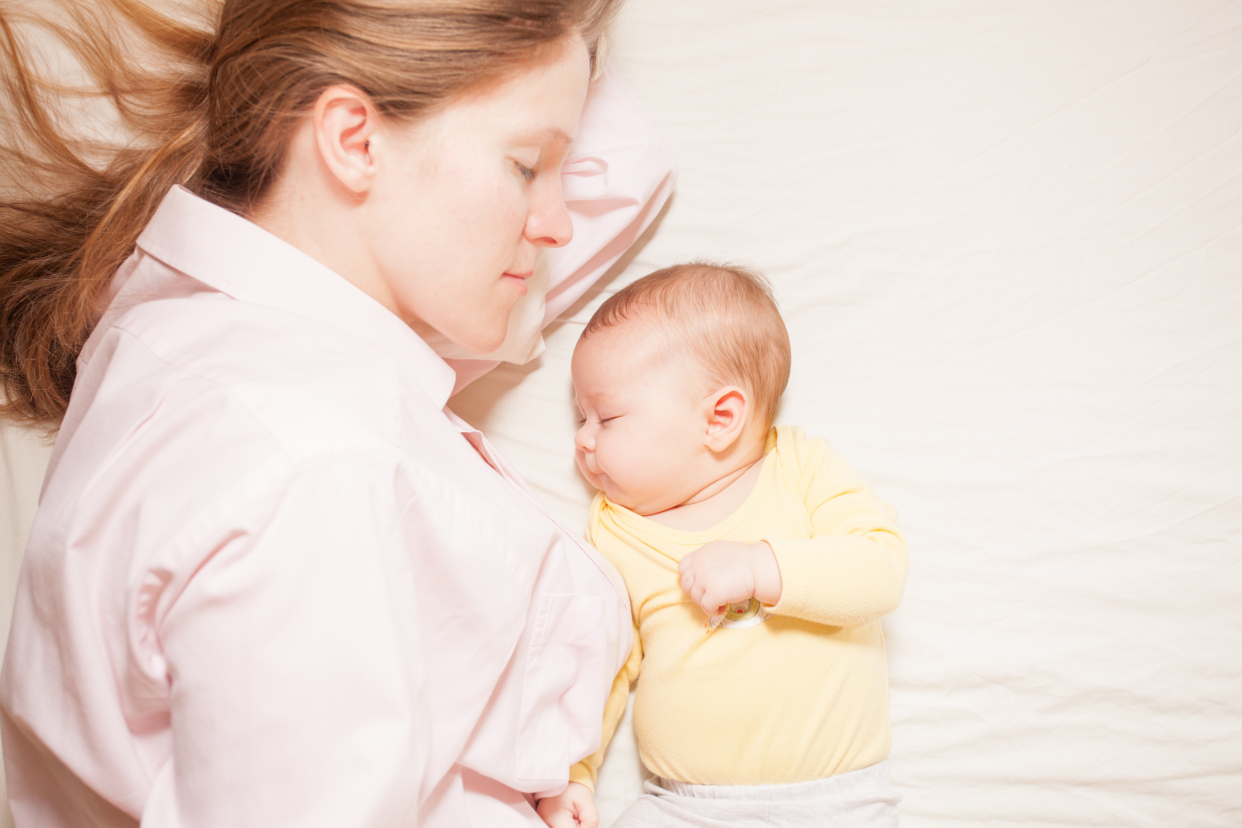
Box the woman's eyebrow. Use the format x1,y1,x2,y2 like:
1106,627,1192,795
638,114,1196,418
512,126,573,147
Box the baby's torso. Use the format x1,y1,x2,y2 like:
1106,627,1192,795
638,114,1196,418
590,428,892,785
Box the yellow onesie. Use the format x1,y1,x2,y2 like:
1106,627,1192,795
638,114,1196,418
570,426,908,789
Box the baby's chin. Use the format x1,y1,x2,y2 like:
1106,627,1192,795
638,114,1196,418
604,484,684,518
599,478,645,512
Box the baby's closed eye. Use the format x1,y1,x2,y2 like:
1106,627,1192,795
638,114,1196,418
579,414,620,427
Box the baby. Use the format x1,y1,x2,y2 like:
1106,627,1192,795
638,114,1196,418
536,262,909,828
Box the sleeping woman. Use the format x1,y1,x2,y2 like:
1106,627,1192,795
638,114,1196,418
0,1,673,825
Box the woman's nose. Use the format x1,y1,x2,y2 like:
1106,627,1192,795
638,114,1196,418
526,179,573,248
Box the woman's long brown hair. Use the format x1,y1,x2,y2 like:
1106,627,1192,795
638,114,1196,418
0,0,620,425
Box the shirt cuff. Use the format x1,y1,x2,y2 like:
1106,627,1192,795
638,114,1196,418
569,760,597,791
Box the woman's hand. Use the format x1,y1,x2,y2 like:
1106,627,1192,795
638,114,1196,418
536,781,599,828
678,540,782,621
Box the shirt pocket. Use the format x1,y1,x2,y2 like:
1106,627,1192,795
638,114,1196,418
515,593,609,784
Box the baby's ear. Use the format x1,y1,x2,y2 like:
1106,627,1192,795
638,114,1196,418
703,386,749,452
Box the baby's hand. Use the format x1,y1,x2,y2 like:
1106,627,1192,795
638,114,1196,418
536,781,598,828
678,540,782,621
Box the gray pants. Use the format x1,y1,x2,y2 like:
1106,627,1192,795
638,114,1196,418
611,762,899,828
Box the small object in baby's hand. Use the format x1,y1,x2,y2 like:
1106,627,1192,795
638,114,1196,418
706,598,766,631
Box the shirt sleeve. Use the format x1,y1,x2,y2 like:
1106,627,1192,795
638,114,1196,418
568,621,642,792
764,430,909,628
146,452,430,827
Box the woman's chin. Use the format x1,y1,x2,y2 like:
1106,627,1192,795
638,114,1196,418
461,328,508,356
414,319,508,357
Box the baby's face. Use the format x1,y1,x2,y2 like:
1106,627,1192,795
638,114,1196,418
571,324,709,515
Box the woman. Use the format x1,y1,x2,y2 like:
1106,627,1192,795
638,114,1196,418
0,1,671,825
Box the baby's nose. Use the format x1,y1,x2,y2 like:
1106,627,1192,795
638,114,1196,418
574,424,594,451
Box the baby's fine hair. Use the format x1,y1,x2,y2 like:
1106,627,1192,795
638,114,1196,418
584,262,792,431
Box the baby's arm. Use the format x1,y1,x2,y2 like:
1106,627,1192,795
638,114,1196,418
678,430,907,627
536,623,642,828
765,429,907,627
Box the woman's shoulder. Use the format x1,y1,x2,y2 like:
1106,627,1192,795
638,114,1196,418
96,288,426,461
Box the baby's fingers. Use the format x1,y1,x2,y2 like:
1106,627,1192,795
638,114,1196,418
577,800,600,828
695,586,726,618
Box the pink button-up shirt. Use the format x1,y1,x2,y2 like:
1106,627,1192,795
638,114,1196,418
1,68,673,827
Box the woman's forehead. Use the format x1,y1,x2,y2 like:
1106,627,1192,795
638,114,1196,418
448,36,590,141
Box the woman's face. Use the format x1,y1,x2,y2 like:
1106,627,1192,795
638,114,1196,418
366,36,590,354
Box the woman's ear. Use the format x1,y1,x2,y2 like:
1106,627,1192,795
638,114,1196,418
312,84,378,194
703,386,750,453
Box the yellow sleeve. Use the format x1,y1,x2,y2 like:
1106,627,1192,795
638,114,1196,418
765,428,908,627
568,621,643,790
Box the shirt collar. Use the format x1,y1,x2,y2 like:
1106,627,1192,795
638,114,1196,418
133,185,457,409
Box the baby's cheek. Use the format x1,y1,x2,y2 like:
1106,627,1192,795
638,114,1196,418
574,450,601,489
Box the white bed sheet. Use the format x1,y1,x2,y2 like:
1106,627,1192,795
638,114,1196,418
3,1,1240,826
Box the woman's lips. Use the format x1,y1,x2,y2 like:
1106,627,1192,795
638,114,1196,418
503,271,533,296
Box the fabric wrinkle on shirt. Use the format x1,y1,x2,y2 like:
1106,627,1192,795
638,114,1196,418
460,426,504,475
